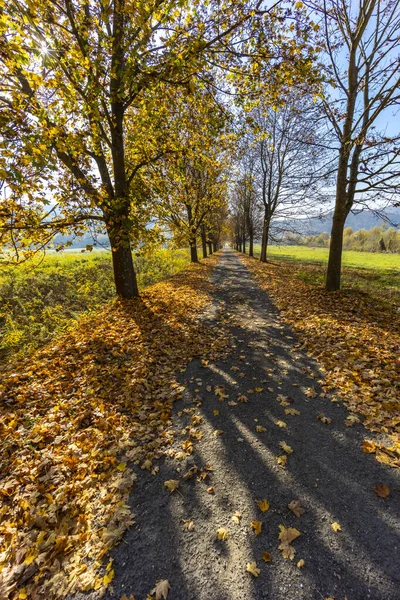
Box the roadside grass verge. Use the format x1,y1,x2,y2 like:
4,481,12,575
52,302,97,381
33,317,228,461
240,251,400,470
0,248,190,361
252,244,400,307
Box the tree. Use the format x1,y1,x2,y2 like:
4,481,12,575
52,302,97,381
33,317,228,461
148,87,229,261
0,0,277,296
312,0,400,290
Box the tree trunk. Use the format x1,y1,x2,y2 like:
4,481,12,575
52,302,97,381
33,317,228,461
249,230,254,257
326,159,349,291
107,221,139,298
208,241,213,255
190,239,198,263
326,210,347,291
213,242,217,253
201,225,207,259
260,213,270,262
242,236,246,254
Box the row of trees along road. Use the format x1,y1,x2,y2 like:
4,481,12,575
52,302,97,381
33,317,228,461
0,0,320,297
231,0,400,291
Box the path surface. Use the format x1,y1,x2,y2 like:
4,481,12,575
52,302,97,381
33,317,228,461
103,250,400,600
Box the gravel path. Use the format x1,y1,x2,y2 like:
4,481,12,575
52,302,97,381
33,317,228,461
104,249,400,600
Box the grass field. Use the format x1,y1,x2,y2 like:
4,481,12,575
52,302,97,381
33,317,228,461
0,248,191,360
252,244,400,306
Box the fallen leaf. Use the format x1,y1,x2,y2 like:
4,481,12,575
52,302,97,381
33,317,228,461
237,394,249,403
317,414,332,424
216,527,229,540
276,455,287,467
256,499,270,512
280,441,293,454
362,440,376,454
164,480,179,493
183,466,198,480
297,559,305,568
288,500,304,518
232,511,242,524
373,483,390,498
276,420,287,428
251,520,262,535
213,429,224,437
151,579,170,600
103,569,115,586
331,522,341,532
182,520,195,531
213,409,219,416
285,408,300,416
278,525,301,560
255,387,263,393
207,486,215,494
246,562,260,577
256,425,267,432
262,552,272,563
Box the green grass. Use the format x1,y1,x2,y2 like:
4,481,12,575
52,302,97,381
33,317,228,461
0,248,190,360
252,244,400,306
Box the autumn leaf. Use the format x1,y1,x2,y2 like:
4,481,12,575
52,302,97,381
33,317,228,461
297,559,305,568
362,440,376,454
213,410,219,416
262,552,272,563
285,408,300,416
255,387,263,393
331,522,341,532
288,500,304,518
251,520,262,535
373,483,390,498
232,511,242,524
151,579,170,600
164,480,179,493
183,466,198,480
182,520,195,531
280,441,293,454
103,569,115,586
237,394,249,403
256,425,267,432
207,486,215,494
317,414,332,424
276,420,287,428
278,525,301,560
276,455,287,467
246,562,260,577
213,429,224,437
216,528,229,540
256,499,270,512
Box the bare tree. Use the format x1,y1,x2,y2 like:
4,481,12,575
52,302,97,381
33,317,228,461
312,0,400,290
250,102,322,261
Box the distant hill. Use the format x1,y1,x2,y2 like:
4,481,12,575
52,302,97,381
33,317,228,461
52,231,110,249
290,207,400,235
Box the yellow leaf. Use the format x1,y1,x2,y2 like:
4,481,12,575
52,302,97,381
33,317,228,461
24,548,38,565
18,589,27,599
280,441,293,454
256,425,267,432
255,387,263,393
295,1,303,8
246,561,260,577
117,462,127,471
251,520,262,535
232,511,242,524
103,569,114,585
276,455,287,467
164,480,179,493
362,440,376,454
216,527,229,540
213,410,219,416
331,522,341,532
237,394,249,403
285,408,300,416
256,499,269,512
276,420,287,428
297,559,305,568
